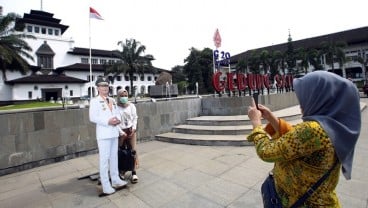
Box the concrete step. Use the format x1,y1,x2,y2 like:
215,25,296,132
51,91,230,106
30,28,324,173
155,103,367,146
155,133,253,146
155,105,302,146
187,105,302,126
173,124,252,135
174,118,302,135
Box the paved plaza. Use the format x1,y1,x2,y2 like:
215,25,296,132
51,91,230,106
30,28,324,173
0,98,367,208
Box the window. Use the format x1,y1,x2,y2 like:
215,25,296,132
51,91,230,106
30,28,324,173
87,75,95,81
34,26,40,33
125,76,129,81
100,59,107,65
147,76,152,81
27,25,33,33
108,76,113,83
140,76,144,81
54,29,59,36
41,27,46,34
69,90,73,96
116,76,121,81
108,60,115,65
91,58,98,64
38,55,53,69
133,76,137,81
48,28,53,35
81,58,89,64
28,91,32,99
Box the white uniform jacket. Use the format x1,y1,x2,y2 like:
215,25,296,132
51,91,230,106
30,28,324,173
89,96,120,140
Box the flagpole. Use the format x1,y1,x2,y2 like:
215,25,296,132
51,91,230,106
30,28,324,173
89,10,93,99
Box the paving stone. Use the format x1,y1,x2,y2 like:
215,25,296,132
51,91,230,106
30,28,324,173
192,177,249,206
160,192,223,208
132,180,186,207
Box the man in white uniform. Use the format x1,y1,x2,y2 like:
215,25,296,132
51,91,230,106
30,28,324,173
89,77,127,195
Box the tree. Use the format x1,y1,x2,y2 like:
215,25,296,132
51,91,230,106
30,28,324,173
171,65,186,83
285,32,297,75
171,65,188,95
106,38,154,96
247,50,261,74
183,47,213,94
268,50,283,79
296,47,323,74
259,50,270,74
320,40,347,74
0,13,35,81
235,58,248,74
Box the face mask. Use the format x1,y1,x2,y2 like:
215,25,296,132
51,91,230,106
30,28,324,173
120,97,128,104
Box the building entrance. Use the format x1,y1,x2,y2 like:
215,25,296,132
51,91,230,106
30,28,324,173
42,88,62,101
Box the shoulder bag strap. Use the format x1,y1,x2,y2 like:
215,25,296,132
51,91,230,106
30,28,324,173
290,159,339,208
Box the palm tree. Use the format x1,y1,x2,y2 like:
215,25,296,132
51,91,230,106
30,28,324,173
235,58,248,74
269,50,283,78
259,50,270,74
106,38,154,96
320,40,347,74
0,13,35,81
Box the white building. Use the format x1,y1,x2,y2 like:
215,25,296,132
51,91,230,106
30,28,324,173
0,9,165,103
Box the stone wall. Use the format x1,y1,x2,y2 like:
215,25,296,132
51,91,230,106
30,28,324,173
201,92,298,116
0,93,298,175
0,98,202,175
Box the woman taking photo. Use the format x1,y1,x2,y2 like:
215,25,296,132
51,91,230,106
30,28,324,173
247,71,361,207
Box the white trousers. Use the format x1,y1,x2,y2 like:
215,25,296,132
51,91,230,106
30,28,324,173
97,137,120,192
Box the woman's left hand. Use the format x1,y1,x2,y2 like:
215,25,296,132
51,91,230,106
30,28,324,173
248,98,262,128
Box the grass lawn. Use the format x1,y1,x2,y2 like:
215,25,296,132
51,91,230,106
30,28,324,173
0,101,63,110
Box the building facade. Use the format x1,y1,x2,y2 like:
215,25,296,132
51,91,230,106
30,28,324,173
231,27,368,84
0,9,164,103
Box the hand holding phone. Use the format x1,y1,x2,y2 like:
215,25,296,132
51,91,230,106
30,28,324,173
252,93,259,110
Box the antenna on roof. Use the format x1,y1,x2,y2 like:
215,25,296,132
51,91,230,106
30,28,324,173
40,0,43,11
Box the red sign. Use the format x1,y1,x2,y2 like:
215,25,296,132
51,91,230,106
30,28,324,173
213,28,221,48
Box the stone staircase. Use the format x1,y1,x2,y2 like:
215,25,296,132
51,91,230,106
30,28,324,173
156,105,302,146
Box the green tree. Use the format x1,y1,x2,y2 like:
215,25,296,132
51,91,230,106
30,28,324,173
259,50,270,74
235,58,248,74
296,47,323,74
247,50,261,74
172,65,188,95
269,50,283,79
183,47,213,94
0,13,35,81
320,40,347,74
106,38,154,96
171,65,186,83
285,32,296,75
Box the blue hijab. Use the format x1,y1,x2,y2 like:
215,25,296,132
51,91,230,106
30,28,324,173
293,71,361,180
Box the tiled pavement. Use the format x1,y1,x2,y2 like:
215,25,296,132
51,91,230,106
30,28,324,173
0,98,367,208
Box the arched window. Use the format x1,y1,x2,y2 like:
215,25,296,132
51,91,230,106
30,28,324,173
140,86,146,94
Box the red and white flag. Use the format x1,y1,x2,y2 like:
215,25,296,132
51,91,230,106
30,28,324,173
89,7,103,20
213,28,221,48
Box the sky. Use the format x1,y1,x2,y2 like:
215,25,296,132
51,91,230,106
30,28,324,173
1,0,368,70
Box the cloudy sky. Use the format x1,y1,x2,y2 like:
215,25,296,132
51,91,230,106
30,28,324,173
1,0,368,70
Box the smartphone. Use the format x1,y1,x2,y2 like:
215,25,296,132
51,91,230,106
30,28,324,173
253,93,259,110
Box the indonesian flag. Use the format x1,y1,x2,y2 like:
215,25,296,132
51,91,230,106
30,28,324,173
89,7,103,20
213,28,221,48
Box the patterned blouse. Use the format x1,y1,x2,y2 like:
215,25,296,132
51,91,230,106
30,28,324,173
247,119,341,208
